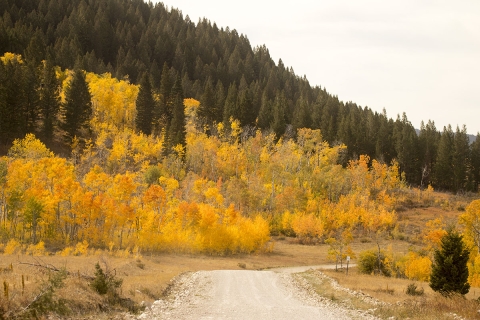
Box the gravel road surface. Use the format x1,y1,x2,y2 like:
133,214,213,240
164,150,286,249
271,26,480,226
136,267,373,320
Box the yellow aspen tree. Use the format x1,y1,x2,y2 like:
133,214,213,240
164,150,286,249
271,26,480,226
460,200,480,287
291,212,323,243
108,172,140,248
404,252,432,281
86,72,138,132
461,200,480,253
143,184,167,232
422,218,447,253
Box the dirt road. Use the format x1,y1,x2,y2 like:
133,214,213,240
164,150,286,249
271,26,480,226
137,267,371,320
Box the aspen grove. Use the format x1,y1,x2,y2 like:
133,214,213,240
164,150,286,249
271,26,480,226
0,59,403,255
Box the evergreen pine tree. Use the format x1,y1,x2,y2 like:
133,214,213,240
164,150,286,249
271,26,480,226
214,80,226,123
24,31,46,67
393,113,420,184
257,90,272,130
0,57,23,145
320,95,339,143
453,125,469,192
237,78,254,127
62,68,93,144
418,120,440,187
374,109,394,163
21,59,41,135
39,56,61,144
159,62,172,113
271,91,287,138
223,82,238,125
198,77,215,127
311,90,327,130
429,228,470,296
167,76,186,152
0,61,7,146
434,125,455,190
135,73,155,135
470,133,480,192
292,96,311,132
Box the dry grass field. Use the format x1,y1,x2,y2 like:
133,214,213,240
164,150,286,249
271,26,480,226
1,192,479,319
300,268,480,320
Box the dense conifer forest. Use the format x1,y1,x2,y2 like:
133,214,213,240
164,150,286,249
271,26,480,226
1,0,480,192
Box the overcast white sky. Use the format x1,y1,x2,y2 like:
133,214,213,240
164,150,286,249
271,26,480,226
155,0,480,134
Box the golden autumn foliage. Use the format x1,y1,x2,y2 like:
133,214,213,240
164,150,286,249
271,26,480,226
291,212,323,242
8,134,54,159
461,200,480,252
402,252,432,281
86,72,138,132
467,255,480,287
0,72,410,256
422,218,447,253
0,52,23,64
460,200,480,287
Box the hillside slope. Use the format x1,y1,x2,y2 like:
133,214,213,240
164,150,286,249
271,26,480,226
1,0,479,190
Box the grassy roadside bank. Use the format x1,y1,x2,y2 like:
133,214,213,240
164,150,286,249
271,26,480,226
297,267,480,319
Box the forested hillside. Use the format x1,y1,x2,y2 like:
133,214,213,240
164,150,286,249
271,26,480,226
1,0,480,192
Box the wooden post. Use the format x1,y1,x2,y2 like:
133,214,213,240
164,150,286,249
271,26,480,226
346,256,350,275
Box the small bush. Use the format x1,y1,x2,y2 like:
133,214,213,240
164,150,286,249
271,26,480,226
73,240,89,256
406,283,424,296
91,262,123,299
4,239,22,255
136,259,145,269
26,241,46,256
358,248,391,276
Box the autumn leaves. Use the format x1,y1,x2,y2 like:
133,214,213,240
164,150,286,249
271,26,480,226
0,70,403,256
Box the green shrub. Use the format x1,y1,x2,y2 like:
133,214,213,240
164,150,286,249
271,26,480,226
406,283,424,296
358,248,392,277
91,262,123,297
144,165,161,185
